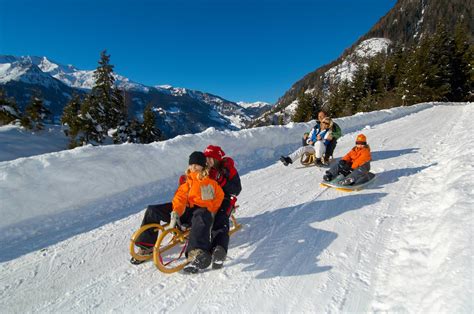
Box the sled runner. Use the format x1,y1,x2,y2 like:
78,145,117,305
320,172,376,192
129,211,241,273
297,152,332,168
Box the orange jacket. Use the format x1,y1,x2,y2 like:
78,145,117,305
342,145,371,169
172,171,224,216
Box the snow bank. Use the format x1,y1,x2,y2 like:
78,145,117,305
0,124,69,162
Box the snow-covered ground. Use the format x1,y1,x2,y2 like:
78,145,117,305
0,102,472,312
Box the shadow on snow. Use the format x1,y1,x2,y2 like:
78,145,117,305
229,192,387,279
370,148,419,161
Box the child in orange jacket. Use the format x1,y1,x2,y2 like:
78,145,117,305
132,151,224,272
323,134,372,186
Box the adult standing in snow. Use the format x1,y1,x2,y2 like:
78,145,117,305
203,145,242,269
131,151,224,273
323,134,372,185
280,117,334,166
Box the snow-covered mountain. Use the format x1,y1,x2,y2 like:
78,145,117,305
252,38,392,126
323,37,391,87
0,55,272,138
255,0,472,126
0,102,472,312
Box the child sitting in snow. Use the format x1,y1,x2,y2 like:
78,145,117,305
323,134,372,186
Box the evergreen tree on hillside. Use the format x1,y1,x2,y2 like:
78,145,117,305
140,103,161,144
0,89,21,125
110,88,130,144
61,94,83,148
79,50,129,145
79,95,103,144
22,94,51,130
349,65,368,113
293,91,321,122
451,22,473,101
328,81,352,117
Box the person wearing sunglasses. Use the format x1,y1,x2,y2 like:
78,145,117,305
280,116,334,166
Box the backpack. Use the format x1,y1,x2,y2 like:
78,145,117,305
332,122,342,140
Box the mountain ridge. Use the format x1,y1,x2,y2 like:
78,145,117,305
0,55,272,138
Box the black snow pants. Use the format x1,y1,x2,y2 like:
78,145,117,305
324,139,337,159
135,203,214,254
211,198,232,253
135,203,172,248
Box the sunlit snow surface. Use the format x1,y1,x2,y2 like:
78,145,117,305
0,102,472,313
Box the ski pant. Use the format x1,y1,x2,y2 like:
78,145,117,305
135,203,214,254
325,139,337,159
211,198,232,253
290,141,327,162
327,160,371,184
186,207,214,254
135,202,172,248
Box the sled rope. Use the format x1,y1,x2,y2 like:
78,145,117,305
160,238,189,266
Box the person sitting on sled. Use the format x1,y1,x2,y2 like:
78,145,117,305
132,151,224,273
203,145,242,269
301,111,342,163
280,117,333,167
323,134,372,186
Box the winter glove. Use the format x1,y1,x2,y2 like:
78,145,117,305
168,211,179,230
226,196,238,216
338,160,352,176
178,175,187,186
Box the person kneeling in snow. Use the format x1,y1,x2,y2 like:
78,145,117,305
203,145,242,269
323,134,372,186
132,151,224,273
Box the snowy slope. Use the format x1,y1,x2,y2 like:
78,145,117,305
0,102,472,312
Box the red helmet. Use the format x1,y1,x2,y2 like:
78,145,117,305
203,145,225,161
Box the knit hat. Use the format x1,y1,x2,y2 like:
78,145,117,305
203,145,225,161
188,151,207,168
356,134,367,145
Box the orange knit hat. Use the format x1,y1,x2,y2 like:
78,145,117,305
356,134,367,144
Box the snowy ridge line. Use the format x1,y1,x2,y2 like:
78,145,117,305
0,103,437,249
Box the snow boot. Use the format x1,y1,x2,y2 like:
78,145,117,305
183,249,212,274
279,156,292,166
211,245,227,269
323,173,333,182
130,247,153,265
314,158,323,167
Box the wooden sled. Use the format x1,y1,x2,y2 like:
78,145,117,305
129,212,241,274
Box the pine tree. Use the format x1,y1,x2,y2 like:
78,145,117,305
22,93,51,130
80,50,129,145
127,118,142,143
79,95,103,144
61,94,84,148
293,91,321,122
0,89,21,125
140,103,161,144
451,22,473,101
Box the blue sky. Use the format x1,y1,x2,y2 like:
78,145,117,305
0,0,396,103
